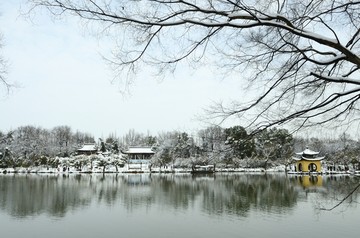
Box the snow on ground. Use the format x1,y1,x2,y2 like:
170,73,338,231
0,163,284,174
1,160,357,175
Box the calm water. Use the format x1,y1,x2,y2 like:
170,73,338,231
0,173,359,238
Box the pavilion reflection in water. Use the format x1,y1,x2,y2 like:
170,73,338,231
296,175,323,188
291,175,327,194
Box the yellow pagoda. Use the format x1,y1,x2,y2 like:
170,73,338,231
293,148,325,173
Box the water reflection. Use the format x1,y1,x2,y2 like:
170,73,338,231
294,175,323,188
0,174,93,218
0,173,359,219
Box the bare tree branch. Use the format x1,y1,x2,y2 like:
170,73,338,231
26,0,360,132
320,182,360,211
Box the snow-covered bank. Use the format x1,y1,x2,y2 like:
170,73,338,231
2,164,358,175
0,164,287,174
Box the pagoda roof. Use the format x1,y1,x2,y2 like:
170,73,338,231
295,148,319,156
293,147,325,161
292,156,325,161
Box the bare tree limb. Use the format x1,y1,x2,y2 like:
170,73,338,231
320,182,360,211
25,0,360,133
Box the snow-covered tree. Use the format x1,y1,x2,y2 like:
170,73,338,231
172,132,202,159
99,138,107,153
143,135,157,147
52,125,72,156
97,157,109,173
73,131,95,146
10,126,49,163
152,131,202,167
255,128,293,168
151,132,178,166
224,126,255,160
0,131,12,145
0,125,96,167
109,154,125,172
0,147,12,168
27,0,360,133
198,126,224,153
105,134,120,153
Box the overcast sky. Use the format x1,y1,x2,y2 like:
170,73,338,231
0,0,245,139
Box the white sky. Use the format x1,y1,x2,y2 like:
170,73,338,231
0,0,244,139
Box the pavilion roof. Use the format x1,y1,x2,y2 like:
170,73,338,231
292,156,325,161
122,147,155,154
295,148,319,156
77,143,97,152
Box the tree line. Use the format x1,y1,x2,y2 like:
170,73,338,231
0,125,94,168
1,125,359,169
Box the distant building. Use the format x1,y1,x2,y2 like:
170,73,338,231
77,143,98,155
121,147,155,164
293,147,325,173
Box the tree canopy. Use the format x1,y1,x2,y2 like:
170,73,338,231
27,0,360,133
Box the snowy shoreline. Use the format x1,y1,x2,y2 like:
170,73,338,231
0,164,285,174
1,165,357,175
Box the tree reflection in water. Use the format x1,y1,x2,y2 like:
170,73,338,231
0,173,359,219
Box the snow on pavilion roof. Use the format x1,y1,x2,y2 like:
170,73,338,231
292,156,325,161
123,147,155,154
295,148,319,156
77,143,97,151
293,147,325,161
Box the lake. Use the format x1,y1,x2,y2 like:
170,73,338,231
0,173,359,238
